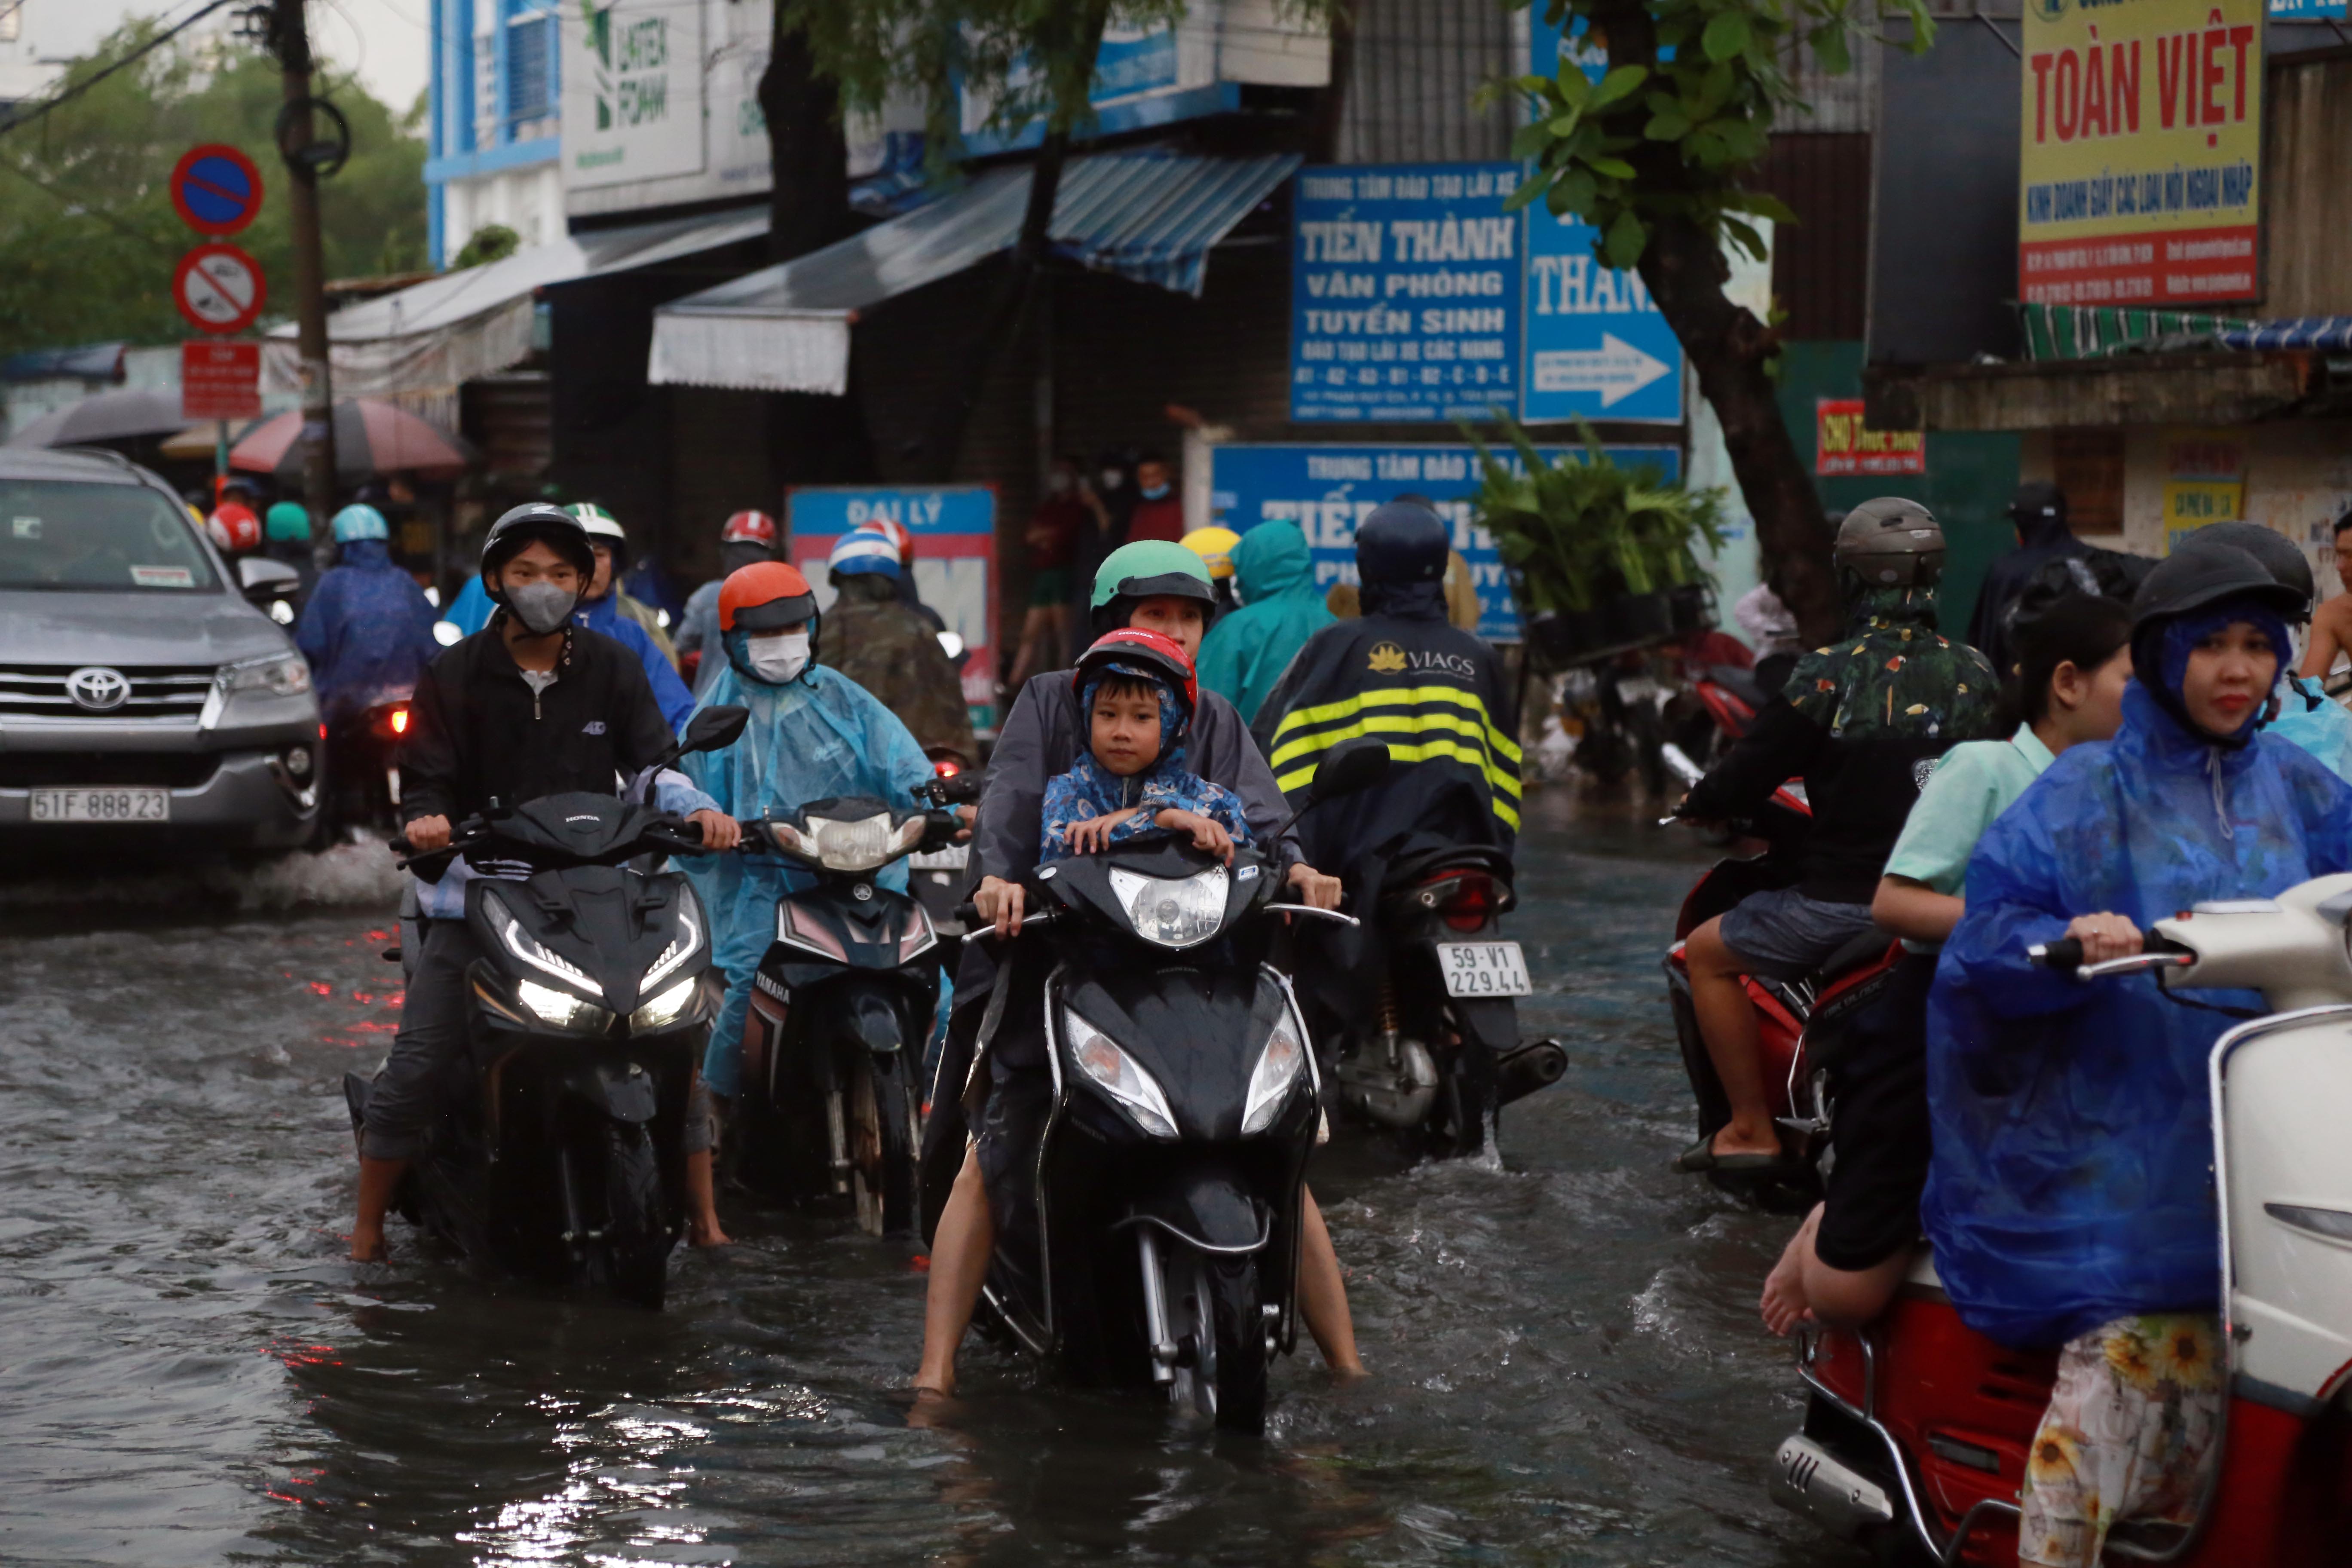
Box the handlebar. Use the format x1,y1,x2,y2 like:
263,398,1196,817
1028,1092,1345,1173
2028,937,2086,970
2029,934,2196,980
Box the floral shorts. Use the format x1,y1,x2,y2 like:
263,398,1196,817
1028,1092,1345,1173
2017,1314,2224,1568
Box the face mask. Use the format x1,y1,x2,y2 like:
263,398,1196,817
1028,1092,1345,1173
747,631,811,684
1099,469,1124,492
507,580,577,635
1139,483,1170,501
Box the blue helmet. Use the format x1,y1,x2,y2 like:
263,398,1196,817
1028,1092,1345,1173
331,504,389,544
828,530,901,580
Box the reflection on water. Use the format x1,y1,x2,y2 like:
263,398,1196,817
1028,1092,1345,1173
0,803,1864,1566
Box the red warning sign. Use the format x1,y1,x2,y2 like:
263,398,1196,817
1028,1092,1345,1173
173,242,267,335
181,341,261,422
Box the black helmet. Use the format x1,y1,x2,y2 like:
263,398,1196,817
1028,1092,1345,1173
2006,480,2067,527
481,504,595,603
2173,522,2314,619
1356,500,1448,587
2129,545,2303,628
1834,498,1944,589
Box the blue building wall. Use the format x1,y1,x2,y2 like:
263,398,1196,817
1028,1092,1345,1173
425,0,563,266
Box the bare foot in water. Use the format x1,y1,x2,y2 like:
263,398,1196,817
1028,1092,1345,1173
1759,1205,1821,1337
348,1228,388,1263
689,1216,734,1248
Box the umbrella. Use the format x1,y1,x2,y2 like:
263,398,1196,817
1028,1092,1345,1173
230,398,476,483
5,389,193,447
158,418,267,462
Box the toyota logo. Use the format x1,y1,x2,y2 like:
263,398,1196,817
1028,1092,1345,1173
66,666,131,712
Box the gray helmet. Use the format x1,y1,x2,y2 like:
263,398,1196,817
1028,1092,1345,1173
1834,498,1945,589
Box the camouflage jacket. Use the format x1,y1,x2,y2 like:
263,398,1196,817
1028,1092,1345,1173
818,595,977,761
1784,586,1999,743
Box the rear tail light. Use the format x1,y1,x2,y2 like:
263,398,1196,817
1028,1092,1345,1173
390,706,410,735
1427,872,1498,932
932,757,962,778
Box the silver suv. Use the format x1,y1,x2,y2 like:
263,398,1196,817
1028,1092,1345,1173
0,447,323,848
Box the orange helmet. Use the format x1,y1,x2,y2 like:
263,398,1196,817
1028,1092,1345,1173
719,560,818,633
858,518,913,563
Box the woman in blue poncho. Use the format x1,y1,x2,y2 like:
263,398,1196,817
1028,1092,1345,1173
1923,545,2352,1567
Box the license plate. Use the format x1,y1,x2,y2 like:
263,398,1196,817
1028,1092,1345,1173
29,787,169,823
1438,941,1531,997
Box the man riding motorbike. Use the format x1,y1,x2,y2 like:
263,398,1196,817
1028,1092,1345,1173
1674,499,1998,1173
815,530,977,766
672,560,938,1115
294,503,441,737
348,506,742,1262
676,510,778,696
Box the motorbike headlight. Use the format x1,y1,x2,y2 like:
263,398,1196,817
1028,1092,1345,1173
640,902,702,993
1240,1010,1308,1136
802,812,924,872
518,978,607,1030
490,903,604,1001
630,977,698,1032
1106,865,1229,949
1063,1009,1178,1139
218,652,312,698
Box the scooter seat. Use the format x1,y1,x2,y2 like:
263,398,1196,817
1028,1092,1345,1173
1814,928,1898,986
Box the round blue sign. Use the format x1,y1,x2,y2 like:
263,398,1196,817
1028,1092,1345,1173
170,144,264,236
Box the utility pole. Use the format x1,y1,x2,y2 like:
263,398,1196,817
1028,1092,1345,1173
272,0,336,531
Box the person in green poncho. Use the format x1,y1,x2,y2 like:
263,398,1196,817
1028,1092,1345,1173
1195,521,1335,728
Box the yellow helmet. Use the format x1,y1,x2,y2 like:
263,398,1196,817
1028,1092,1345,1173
1180,525,1241,579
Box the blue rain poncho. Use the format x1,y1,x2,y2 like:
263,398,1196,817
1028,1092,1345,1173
1923,604,2352,1348
442,572,493,636
1196,522,1334,728
573,591,695,732
2265,672,2352,781
677,632,934,1098
292,538,441,723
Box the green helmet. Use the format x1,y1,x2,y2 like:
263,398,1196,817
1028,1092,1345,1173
264,502,310,543
1089,539,1215,612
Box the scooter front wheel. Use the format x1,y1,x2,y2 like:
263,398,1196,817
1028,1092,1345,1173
1164,1249,1269,1433
847,1052,919,1238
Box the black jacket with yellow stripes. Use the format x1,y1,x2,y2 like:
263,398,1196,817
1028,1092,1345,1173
1250,582,1521,894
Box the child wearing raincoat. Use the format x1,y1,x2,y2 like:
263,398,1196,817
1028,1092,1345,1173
1922,545,2352,1567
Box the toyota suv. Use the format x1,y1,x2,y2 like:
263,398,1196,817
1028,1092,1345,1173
0,446,323,848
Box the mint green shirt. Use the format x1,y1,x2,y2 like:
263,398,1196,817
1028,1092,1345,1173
1884,725,2058,899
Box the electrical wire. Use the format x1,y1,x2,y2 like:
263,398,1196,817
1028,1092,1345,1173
0,0,245,142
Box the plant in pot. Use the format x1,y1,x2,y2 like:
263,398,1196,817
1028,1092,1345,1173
1462,412,1726,667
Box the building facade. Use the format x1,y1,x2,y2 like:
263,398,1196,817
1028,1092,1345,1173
426,0,564,266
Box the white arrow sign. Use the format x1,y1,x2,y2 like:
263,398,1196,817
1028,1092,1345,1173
1529,333,1674,408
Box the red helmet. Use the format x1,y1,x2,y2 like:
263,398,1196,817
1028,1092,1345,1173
858,518,914,564
206,504,262,552
1072,627,1198,719
721,509,777,548
719,560,818,632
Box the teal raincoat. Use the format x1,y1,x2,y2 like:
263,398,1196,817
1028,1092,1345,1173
1197,522,1335,729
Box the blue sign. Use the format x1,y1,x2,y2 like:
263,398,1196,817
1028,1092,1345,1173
786,486,998,712
1210,442,1681,642
2269,0,2346,15
958,22,1235,157
1290,162,1524,423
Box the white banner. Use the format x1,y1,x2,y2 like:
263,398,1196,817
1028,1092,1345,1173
562,0,707,192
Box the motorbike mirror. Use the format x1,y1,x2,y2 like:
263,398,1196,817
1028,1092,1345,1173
677,704,750,758
1308,738,1390,802
237,555,300,600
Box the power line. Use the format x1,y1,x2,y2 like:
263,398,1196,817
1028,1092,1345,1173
0,0,244,143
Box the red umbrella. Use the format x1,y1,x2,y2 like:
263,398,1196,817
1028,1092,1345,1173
230,398,475,482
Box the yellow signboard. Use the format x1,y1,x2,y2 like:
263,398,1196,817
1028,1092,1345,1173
2161,430,2245,553
2019,0,2263,307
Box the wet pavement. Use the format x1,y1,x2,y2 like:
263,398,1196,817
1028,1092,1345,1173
0,799,1867,1567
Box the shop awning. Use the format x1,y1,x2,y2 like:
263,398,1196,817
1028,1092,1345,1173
262,205,771,404
647,150,1301,396
2020,302,2352,361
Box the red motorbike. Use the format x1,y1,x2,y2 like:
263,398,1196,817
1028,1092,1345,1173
1658,748,1901,1204
1773,893,2352,1564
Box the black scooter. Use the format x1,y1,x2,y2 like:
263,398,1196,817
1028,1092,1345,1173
347,705,750,1308
967,739,1390,1432
729,788,965,1234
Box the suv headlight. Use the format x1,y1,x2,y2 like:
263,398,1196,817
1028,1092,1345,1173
630,977,698,1032
1106,865,1229,949
802,811,925,873
1063,1009,1177,1139
1240,1009,1307,1135
218,652,312,698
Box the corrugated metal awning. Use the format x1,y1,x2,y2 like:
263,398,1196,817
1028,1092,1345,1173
648,150,1300,396
2020,303,2352,361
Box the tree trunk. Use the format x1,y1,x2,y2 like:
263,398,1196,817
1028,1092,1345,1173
760,6,874,490
1594,3,1841,643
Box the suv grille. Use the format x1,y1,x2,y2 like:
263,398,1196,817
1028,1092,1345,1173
0,752,222,789
0,664,216,720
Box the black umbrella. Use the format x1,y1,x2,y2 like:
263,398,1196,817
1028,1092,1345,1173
4,389,193,448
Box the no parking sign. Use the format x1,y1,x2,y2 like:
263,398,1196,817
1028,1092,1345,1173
168,144,264,236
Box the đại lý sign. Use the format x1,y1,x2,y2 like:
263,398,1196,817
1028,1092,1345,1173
1815,399,1925,477
784,486,997,717
2018,0,2263,308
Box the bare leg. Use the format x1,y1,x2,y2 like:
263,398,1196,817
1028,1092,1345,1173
1761,1204,1821,1336
1801,1238,1913,1332
351,1155,405,1261
1297,1186,1365,1376
1684,916,1781,1158
685,1149,732,1247
914,1148,993,1399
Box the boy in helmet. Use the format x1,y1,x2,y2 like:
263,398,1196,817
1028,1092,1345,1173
350,506,742,1261
1675,499,1998,1173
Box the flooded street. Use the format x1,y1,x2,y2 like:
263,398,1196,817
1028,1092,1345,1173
0,802,1865,1567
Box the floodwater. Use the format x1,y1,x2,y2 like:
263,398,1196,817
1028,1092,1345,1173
0,803,1866,1567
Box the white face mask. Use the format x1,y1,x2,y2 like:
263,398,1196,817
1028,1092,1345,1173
746,631,810,684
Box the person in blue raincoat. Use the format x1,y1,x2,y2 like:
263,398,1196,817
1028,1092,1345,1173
1194,520,1334,728
2174,521,2352,782
294,504,440,723
441,571,494,637
1922,545,2352,1568
565,503,694,730
676,561,934,1105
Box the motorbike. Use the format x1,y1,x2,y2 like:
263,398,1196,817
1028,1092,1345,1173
965,738,1392,1431
727,786,966,1235
1314,840,1568,1160
1658,745,1899,1206
345,704,752,1308
1773,882,2352,1564
323,695,415,837
1675,660,1770,772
